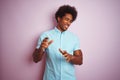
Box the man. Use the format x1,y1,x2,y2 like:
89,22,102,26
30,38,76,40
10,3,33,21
33,5,83,80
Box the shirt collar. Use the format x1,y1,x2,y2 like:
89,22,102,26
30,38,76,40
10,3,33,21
54,27,67,34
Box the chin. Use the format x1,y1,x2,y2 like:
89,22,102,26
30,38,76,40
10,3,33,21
61,27,68,32
63,29,67,31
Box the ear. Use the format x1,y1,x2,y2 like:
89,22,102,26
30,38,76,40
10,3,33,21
57,17,61,22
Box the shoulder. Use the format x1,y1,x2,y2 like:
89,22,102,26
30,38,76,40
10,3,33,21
67,31,79,39
39,29,55,39
41,29,54,36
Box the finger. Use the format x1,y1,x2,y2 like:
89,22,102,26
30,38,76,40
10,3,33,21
43,37,49,42
41,44,48,48
44,37,49,39
66,55,69,59
63,54,68,57
41,42,48,46
48,40,53,45
41,42,48,48
65,56,69,62
62,50,68,55
66,58,70,62
59,48,64,55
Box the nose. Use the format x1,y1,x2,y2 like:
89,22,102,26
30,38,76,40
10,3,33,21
67,21,71,26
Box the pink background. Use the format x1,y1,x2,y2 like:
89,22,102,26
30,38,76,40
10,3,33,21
1,0,120,80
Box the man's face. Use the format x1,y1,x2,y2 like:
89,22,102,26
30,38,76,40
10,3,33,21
57,13,73,32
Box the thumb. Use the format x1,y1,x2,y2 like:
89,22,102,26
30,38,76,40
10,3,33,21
48,40,53,45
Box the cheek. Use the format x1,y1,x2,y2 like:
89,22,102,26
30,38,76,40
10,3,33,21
59,21,64,26
59,19,66,27
61,20,67,25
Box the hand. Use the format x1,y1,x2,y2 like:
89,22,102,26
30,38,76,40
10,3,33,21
40,37,53,49
59,48,73,62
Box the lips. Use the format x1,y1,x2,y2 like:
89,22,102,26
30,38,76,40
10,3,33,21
64,25,69,29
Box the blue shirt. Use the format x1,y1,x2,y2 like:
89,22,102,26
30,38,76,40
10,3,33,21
36,27,80,80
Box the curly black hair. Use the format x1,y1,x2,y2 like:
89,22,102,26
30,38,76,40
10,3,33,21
55,5,77,22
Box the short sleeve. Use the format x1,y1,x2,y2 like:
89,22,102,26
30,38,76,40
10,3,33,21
73,37,80,51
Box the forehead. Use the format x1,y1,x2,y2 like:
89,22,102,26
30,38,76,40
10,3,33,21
63,13,73,20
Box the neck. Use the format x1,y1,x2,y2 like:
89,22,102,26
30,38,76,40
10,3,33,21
56,25,63,32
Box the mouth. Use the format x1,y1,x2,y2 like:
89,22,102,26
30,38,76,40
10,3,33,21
64,25,69,29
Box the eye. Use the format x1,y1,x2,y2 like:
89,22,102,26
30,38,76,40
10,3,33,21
64,18,72,23
64,18,69,21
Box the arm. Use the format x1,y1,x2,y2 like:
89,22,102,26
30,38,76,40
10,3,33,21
32,37,53,63
32,47,45,63
59,49,83,65
70,50,83,65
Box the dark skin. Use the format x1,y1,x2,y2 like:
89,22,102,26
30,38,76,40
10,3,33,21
33,13,83,65
33,37,53,63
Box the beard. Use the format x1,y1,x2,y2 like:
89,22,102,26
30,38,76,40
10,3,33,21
61,25,69,31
